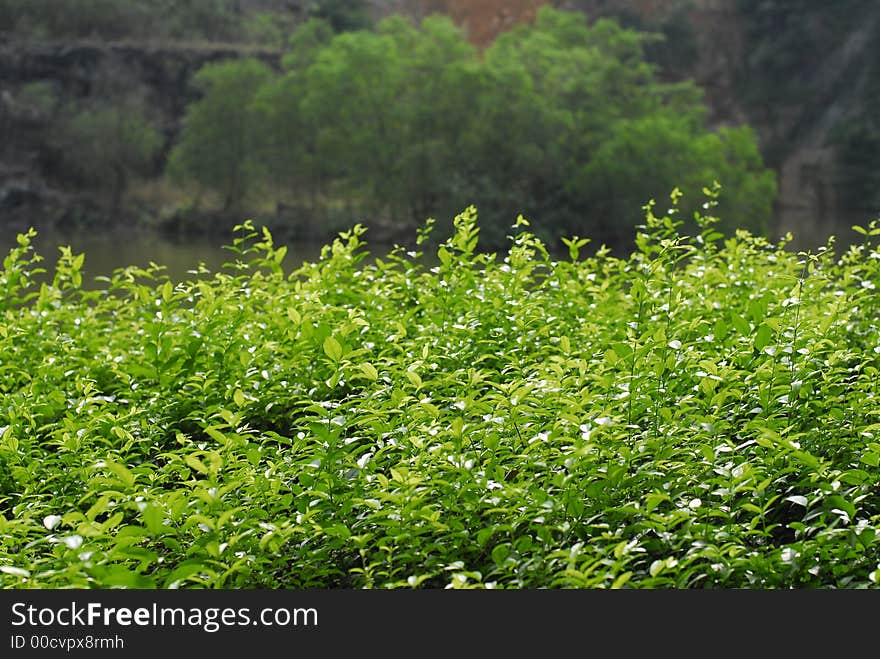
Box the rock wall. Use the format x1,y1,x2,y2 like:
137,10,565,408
0,40,280,227
378,0,878,245
2,1,877,245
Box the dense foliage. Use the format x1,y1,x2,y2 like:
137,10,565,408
1,191,879,589
0,0,241,42
170,8,776,248
168,58,274,213
53,101,163,212
0,0,370,44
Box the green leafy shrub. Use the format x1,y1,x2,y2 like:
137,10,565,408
1,194,880,589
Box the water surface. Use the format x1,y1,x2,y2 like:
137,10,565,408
0,224,331,286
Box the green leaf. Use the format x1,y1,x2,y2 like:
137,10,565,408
104,461,135,489
826,495,856,521
205,427,227,444
405,370,422,388
163,561,207,589
324,524,351,539
142,504,165,536
144,342,158,363
233,388,246,407
323,335,343,361
491,544,510,565
754,323,773,351
93,565,155,588
611,572,632,589
731,313,751,335
860,452,879,467
406,574,433,588
559,336,571,354
360,362,379,380
644,492,668,513
116,525,150,540
185,454,208,474
477,528,495,546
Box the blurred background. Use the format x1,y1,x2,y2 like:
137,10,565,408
0,0,878,278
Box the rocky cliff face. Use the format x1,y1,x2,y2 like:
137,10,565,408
382,0,548,47
0,40,280,228
1,1,876,245
378,0,880,246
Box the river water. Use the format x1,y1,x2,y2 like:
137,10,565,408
0,224,333,286
0,218,869,290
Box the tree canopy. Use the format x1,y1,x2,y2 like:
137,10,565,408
172,7,777,248
167,57,273,213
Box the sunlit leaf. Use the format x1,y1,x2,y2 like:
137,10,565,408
323,336,343,361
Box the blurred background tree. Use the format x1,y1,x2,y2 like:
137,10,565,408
167,58,273,213
199,7,776,247
51,99,162,213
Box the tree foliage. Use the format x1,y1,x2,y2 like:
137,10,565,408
168,58,273,212
0,0,373,42
176,7,777,247
52,100,162,212
0,0,250,41
309,0,373,34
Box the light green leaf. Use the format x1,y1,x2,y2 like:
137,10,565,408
405,370,422,388
559,336,571,354
105,461,135,488
860,452,879,467
323,335,343,361
142,504,165,535
233,388,246,407
611,572,632,589
185,454,208,474
205,427,227,444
